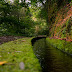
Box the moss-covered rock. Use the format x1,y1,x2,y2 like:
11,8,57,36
47,38,72,55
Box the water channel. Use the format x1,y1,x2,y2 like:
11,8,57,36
32,38,72,72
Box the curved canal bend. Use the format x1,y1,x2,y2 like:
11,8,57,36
31,38,72,72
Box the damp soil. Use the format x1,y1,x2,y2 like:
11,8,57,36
0,36,24,45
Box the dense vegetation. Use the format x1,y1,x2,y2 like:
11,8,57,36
49,1,72,41
0,0,34,36
0,0,72,39
0,0,48,36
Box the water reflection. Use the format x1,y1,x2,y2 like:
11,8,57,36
32,38,72,72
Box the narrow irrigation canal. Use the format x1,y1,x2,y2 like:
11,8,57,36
32,38,72,72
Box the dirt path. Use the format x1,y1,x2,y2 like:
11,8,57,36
0,36,24,45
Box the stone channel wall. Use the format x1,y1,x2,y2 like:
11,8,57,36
47,38,72,56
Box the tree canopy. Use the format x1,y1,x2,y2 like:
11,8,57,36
0,0,71,36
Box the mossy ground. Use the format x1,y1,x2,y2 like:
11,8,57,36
47,38,72,54
0,37,41,72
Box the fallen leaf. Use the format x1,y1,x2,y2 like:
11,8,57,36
0,61,7,65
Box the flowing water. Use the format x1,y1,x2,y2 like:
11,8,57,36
32,38,72,72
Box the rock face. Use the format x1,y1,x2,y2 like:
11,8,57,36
49,2,72,41
31,36,46,46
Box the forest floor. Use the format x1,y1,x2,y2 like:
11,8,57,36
0,36,25,45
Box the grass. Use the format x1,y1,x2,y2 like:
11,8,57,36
47,38,72,54
0,37,42,72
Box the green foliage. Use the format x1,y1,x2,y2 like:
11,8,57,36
66,18,72,33
37,0,72,36
0,38,42,72
0,0,71,37
0,1,35,36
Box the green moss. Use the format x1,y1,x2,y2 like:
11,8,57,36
47,38,72,54
0,38,42,72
